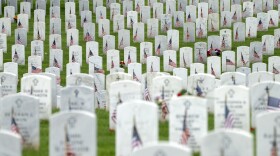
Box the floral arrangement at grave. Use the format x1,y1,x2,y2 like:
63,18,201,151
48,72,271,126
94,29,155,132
207,47,222,56
177,89,188,97
120,60,125,68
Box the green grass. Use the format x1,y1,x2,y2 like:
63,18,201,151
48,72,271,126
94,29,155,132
3,0,279,155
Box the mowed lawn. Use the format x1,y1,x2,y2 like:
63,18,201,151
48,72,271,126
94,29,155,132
3,0,276,155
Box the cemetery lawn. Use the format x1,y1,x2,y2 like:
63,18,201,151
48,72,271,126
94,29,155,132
6,0,275,155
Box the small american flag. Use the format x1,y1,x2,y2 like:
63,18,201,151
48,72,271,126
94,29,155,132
253,48,260,59
84,31,93,41
198,50,204,62
144,49,148,59
241,52,246,66
116,22,120,31
161,100,168,120
83,17,87,24
248,27,251,37
52,24,55,34
72,54,76,63
94,82,98,92
53,57,60,68
183,54,187,67
1,23,5,33
149,26,153,37
130,17,134,28
200,8,203,18
111,58,115,69
68,21,72,29
223,16,227,26
133,29,138,41
176,16,181,27
224,96,234,128
169,57,177,67
97,98,100,108
273,65,280,74
156,43,161,55
180,108,190,145
135,3,140,12
271,127,278,156
104,41,108,52
186,28,190,41
100,11,104,19
133,70,139,82
211,64,216,76
270,17,275,26
258,19,263,30
209,6,213,14
18,20,23,28
94,65,104,74
226,58,235,65
161,86,169,120
221,37,226,49
179,3,183,11
168,6,172,14
195,82,203,96
235,28,239,40
17,34,23,44
70,34,74,46
37,29,41,40
111,109,117,124
187,13,191,22
198,25,203,38
64,125,75,156
144,79,151,101
232,11,237,20
111,93,122,124
277,37,280,48
11,108,20,134
164,20,169,31
131,119,143,151
127,52,132,64
168,38,172,50
101,25,106,36
51,10,55,18
264,2,268,11
125,8,128,17
88,49,94,58
263,41,267,52
31,65,42,73
150,63,154,72
119,37,124,49
13,50,19,62
69,7,72,14
51,39,57,49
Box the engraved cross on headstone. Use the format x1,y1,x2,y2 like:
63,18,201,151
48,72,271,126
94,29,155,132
116,75,121,81
15,99,23,108
68,116,77,128
75,77,82,85
33,78,39,86
154,150,166,156
228,89,235,98
74,89,79,97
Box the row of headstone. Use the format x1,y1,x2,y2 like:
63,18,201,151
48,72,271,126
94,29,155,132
1,92,279,156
